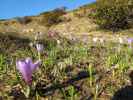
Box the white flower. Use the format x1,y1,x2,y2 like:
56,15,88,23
99,38,104,43
36,44,44,53
93,37,98,42
29,42,34,47
57,39,61,45
119,37,123,44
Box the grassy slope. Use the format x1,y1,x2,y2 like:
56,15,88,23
0,2,114,38
1,2,133,99
0,2,133,41
0,33,133,99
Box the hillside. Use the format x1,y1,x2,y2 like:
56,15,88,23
0,1,133,41
0,2,102,39
1,1,133,99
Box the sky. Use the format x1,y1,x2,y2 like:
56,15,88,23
0,0,96,19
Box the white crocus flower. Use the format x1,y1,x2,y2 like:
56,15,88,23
99,38,104,43
57,39,61,45
119,37,123,44
93,37,98,42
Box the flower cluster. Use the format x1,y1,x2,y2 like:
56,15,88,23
16,32,44,85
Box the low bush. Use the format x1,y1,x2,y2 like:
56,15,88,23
92,0,133,31
16,16,32,24
40,7,67,27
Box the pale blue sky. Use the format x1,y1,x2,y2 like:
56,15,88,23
0,0,96,19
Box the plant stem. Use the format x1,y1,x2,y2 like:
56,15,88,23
89,64,92,87
38,52,41,60
94,85,98,100
36,91,39,100
112,70,115,80
25,85,31,98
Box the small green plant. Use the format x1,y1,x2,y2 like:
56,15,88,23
61,85,77,100
88,64,93,87
0,54,7,73
94,84,99,100
67,85,76,100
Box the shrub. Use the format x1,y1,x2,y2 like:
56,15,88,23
0,19,6,21
16,16,32,24
40,7,66,27
93,0,133,31
73,2,96,18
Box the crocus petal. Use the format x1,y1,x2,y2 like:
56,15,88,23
36,44,44,52
127,38,133,44
31,60,41,71
25,57,32,65
16,60,32,85
25,57,38,71
119,37,123,44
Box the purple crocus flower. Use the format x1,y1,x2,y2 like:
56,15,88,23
127,38,133,44
47,31,58,38
16,58,41,85
36,44,44,53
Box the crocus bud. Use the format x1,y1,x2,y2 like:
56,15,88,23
57,39,61,45
36,44,44,53
29,42,34,47
127,38,133,44
119,37,123,44
93,37,98,42
99,38,104,43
